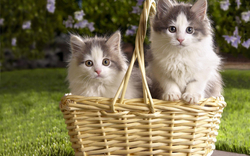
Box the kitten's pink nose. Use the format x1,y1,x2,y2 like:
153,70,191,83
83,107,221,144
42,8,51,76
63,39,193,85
95,69,101,75
177,38,184,44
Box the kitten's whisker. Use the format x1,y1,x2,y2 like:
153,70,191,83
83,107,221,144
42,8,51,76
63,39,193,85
80,75,91,84
153,44,170,55
151,39,169,42
72,75,91,85
154,43,168,52
161,45,170,53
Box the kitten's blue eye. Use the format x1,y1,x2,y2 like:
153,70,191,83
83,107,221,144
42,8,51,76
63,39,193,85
168,26,176,33
102,58,110,66
85,60,93,67
186,27,194,34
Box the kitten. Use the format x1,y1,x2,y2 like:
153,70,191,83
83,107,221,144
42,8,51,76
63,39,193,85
147,0,223,104
67,31,142,99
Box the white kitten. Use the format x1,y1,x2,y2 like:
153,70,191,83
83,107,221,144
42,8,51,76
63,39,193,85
147,0,223,104
67,31,142,99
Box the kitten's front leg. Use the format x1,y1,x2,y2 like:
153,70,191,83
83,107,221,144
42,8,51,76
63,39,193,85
182,80,206,104
161,78,181,101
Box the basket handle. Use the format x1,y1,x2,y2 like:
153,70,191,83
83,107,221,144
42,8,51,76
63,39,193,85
111,0,156,113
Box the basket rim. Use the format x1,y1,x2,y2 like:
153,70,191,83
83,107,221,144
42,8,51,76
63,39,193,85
60,95,226,113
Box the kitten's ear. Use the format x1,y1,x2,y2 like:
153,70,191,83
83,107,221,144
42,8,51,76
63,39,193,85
157,0,174,18
191,0,207,20
70,35,84,54
106,31,121,52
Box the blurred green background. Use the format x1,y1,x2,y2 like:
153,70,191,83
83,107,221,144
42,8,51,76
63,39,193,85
0,0,141,62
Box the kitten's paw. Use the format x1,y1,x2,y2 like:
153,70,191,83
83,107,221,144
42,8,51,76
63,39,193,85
162,92,181,101
182,93,202,104
214,95,224,101
64,93,72,96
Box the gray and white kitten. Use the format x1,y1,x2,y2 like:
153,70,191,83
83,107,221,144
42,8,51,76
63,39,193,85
67,31,142,99
147,0,223,104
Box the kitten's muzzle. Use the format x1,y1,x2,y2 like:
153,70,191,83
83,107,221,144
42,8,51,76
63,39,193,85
177,38,184,44
95,69,102,75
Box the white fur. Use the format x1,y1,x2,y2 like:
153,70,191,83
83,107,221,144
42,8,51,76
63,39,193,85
148,12,221,104
67,39,141,99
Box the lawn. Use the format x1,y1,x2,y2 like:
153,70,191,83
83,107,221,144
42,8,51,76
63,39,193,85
0,68,249,155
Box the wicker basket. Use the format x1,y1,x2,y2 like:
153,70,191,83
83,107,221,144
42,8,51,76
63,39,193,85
60,0,227,155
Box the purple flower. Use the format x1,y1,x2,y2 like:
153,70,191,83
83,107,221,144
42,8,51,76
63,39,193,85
231,35,241,48
63,21,73,28
233,26,238,36
220,1,230,11
47,3,55,13
131,25,138,31
12,38,16,46
74,20,88,29
223,35,235,44
0,18,4,25
22,21,31,29
137,0,144,6
223,27,241,48
242,39,250,49
63,16,74,28
236,0,241,9
125,29,135,36
125,25,138,36
74,10,85,21
241,11,250,22
47,0,55,4
87,22,95,32
132,6,141,14
47,0,56,13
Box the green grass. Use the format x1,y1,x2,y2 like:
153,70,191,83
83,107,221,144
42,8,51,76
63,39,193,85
0,69,73,155
216,70,250,154
0,68,249,155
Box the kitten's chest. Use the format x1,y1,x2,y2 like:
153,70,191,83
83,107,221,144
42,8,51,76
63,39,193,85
166,61,191,78
86,82,118,98
155,55,199,82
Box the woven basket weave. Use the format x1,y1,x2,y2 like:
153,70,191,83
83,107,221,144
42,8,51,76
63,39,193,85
60,0,227,155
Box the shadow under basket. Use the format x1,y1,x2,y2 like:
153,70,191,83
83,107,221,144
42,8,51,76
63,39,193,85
59,0,227,155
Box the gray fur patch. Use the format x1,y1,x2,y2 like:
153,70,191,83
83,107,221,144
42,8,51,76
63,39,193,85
71,36,126,71
153,3,210,37
205,71,223,97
